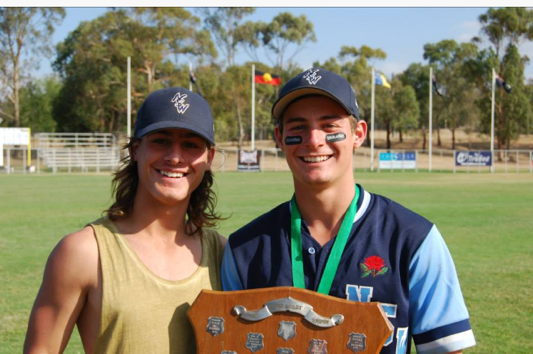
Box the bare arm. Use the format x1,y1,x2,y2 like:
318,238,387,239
24,227,98,354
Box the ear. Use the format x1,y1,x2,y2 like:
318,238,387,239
353,120,367,149
130,139,140,161
274,124,284,150
206,147,215,171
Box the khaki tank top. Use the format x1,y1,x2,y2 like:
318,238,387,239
90,218,225,354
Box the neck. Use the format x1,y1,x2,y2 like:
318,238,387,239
293,181,356,245
117,190,190,240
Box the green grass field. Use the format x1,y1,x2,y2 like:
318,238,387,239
1,172,532,353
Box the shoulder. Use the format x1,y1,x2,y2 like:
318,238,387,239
201,228,227,256
366,192,433,233
45,225,99,289
228,201,290,246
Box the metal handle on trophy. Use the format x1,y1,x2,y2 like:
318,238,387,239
232,296,344,328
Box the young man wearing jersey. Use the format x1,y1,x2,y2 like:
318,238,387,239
24,87,226,354
221,68,476,354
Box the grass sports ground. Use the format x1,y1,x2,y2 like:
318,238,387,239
1,172,532,353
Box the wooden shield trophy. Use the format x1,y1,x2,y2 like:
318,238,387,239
188,287,393,354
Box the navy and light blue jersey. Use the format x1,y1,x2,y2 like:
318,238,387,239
222,185,476,354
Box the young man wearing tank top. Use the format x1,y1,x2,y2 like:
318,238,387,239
24,87,226,354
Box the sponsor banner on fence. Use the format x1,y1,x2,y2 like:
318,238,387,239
455,151,492,166
379,151,416,169
238,149,260,172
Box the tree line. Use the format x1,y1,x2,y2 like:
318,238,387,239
1,7,532,150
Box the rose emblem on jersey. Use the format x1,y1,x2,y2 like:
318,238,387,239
360,256,388,278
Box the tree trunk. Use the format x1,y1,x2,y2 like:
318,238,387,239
421,127,427,150
451,127,456,150
399,130,403,143
235,96,244,149
386,123,391,150
13,59,20,127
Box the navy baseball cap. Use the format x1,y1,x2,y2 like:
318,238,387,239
134,87,216,146
272,67,360,120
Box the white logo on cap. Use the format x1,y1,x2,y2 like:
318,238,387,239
303,68,321,85
171,92,190,114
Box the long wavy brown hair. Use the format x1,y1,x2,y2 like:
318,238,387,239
105,137,222,235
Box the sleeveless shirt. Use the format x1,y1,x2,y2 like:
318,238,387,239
90,217,225,354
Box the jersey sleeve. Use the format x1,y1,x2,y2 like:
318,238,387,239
221,242,244,291
409,225,476,354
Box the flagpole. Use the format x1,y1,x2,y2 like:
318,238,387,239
127,56,131,138
370,68,375,172
251,64,256,151
490,68,495,173
429,67,433,173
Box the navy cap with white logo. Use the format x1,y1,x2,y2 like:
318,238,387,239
134,87,216,146
271,68,359,120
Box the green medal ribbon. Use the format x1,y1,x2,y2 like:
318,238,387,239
290,186,359,295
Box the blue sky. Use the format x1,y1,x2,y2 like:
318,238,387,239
40,7,533,80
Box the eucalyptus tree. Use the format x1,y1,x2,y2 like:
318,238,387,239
202,8,258,147
53,9,214,133
424,40,479,149
399,63,431,149
261,12,316,70
0,7,65,127
19,76,61,132
467,7,533,150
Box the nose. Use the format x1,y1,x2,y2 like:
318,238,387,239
305,128,325,149
164,143,183,165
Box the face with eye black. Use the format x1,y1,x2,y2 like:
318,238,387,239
132,128,215,207
275,96,366,190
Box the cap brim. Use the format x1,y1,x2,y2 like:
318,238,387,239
272,87,351,119
136,121,216,146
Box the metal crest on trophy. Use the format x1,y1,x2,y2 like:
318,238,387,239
188,287,393,354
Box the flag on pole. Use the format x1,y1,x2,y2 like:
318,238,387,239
495,73,512,93
254,70,281,86
432,75,444,97
189,70,203,96
375,72,391,89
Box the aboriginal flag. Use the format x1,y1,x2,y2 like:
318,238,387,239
495,72,512,93
254,70,281,86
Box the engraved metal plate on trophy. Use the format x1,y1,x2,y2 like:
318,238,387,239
221,351,237,354
207,316,225,336
245,332,264,353
308,339,328,354
277,348,295,354
347,332,367,353
278,321,297,341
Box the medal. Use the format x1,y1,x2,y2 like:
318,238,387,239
290,186,359,294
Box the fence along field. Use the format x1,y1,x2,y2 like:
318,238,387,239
0,172,531,353
1,130,532,174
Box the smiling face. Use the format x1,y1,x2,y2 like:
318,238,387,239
275,95,366,190
132,129,215,207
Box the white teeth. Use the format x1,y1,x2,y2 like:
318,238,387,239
159,170,184,178
302,156,330,163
